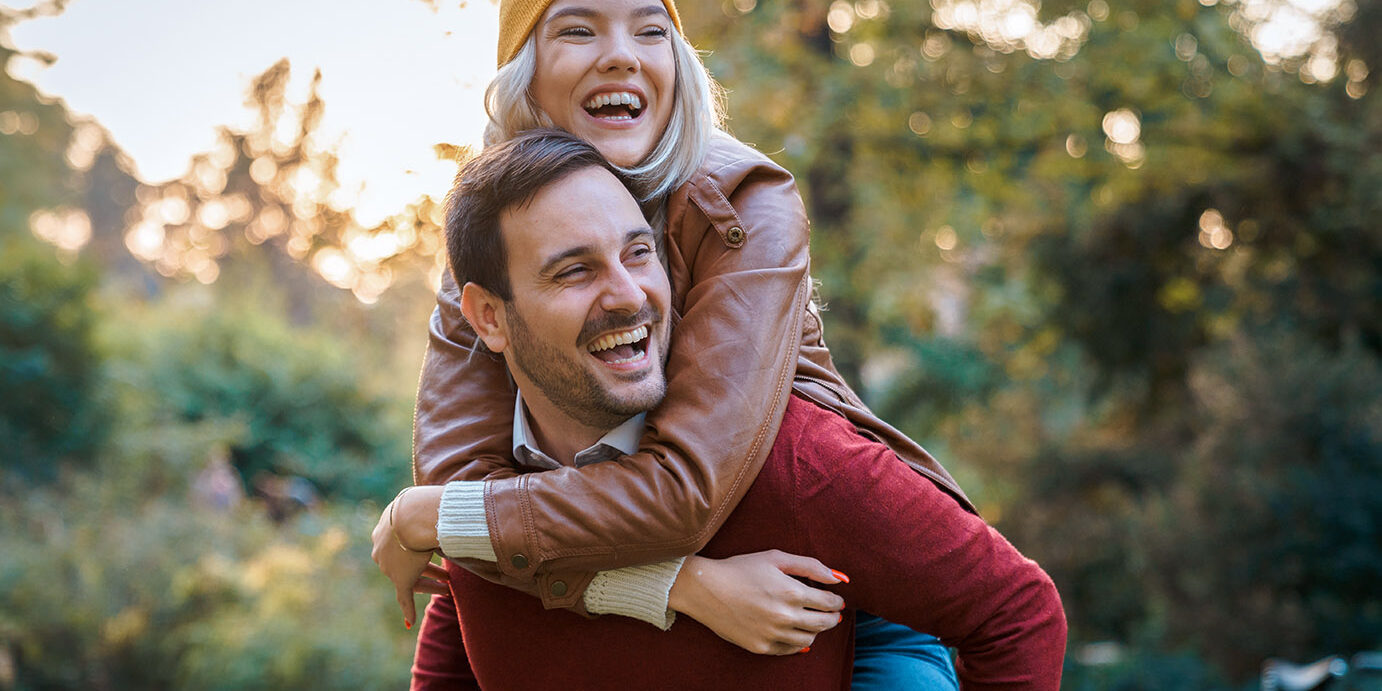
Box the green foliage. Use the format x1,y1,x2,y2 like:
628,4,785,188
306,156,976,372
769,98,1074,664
1062,648,1234,690
0,422,415,689
873,335,1001,443
111,297,411,503
0,238,106,481
1148,329,1382,674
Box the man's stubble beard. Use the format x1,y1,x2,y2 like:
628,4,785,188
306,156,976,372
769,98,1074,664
503,301,669,431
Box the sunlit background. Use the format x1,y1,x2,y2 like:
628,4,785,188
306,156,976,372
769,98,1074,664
1,0,1377,687
2,0,1366,300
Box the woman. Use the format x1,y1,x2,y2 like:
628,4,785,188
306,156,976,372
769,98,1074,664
375,0,972,685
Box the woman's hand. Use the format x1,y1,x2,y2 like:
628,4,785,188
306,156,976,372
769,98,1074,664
668,550,847,655
370,486,448,628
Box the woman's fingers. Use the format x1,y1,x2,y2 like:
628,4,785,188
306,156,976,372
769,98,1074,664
795,582,846,613
396,586,418,628
765,628,818,655
773,551,847,587
421,562,448,582
412,576,451,596
792,608,844,633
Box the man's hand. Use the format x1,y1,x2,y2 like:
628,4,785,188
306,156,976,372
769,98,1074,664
370,486,448,628
668,550,847,655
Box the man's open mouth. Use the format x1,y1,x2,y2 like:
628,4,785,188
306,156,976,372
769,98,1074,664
583,92,645,122
586,325,649,364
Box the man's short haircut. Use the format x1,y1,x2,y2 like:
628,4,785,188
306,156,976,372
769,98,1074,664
444,129,634,302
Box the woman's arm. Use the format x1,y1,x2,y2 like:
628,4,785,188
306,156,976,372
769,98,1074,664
478,146,814,591
372,486,847,651
413,139,816,609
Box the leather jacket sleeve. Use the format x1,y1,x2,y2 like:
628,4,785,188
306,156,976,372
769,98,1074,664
412,140,811,609
412,274,519,487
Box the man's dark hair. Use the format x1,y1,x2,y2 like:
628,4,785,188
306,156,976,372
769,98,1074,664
444,129,635,302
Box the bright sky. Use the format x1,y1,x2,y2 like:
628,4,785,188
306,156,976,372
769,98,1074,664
5,0,500,226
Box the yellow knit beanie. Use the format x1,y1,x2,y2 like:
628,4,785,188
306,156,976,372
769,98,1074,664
497,0,684,66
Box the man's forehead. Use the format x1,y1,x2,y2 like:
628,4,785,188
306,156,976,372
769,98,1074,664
500,167,646,261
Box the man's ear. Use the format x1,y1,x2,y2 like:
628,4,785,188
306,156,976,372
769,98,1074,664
459,282,509,354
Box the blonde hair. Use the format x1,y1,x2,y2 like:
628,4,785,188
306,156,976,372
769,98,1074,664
483,27,725,206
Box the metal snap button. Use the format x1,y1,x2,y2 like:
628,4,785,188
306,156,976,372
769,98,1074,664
725,225,745,246
511,554,529,569
550,580,568,596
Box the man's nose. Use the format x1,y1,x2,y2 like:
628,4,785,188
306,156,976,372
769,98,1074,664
598,265,645,314
597,32,639,74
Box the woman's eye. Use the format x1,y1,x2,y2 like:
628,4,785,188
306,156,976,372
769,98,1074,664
557,26,594,37
639,27,669,38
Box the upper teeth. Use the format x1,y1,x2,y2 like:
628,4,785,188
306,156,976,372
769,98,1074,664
584,92,643,111
587,326,648,353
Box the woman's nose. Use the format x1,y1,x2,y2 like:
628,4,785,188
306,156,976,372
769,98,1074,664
597,33,639,73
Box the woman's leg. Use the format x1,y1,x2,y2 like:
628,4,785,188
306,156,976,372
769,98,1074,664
852,611,959,690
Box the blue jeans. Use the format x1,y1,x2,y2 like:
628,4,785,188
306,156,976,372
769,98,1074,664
852,611,959,690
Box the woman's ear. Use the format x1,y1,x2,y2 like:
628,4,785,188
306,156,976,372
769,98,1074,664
459,282,510,354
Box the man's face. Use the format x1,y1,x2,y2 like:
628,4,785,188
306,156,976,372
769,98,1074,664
495,166,671,430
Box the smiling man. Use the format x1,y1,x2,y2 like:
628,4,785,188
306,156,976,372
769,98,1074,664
379,129,1066,689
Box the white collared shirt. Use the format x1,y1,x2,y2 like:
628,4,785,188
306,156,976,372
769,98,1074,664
511,391,646,470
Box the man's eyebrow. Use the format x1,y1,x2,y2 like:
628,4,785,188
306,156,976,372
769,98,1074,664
625,227,656,245
536,227,656,277
546,5,670,24
538,244,596,278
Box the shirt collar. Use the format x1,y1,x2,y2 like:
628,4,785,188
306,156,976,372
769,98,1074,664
512,390,645,470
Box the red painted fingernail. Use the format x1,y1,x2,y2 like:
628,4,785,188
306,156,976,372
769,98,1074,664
800,646,811,654
405,619,413,630
830,569,850,583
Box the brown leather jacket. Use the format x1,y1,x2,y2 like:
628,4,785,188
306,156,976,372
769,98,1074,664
413,133,973,610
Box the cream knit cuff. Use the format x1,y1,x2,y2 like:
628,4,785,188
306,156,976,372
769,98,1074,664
583,557,686,630
436,481,497,562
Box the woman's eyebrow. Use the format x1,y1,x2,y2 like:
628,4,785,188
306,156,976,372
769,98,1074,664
546,7,597,23
632,5,671,19
546,5,670,24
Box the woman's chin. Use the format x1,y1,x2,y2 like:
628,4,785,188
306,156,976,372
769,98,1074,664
583,134,654,169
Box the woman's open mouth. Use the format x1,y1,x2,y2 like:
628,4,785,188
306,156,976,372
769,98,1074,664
586,325,650,365
582,91,645,122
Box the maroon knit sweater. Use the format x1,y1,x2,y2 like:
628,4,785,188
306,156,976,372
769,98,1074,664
415,395,1067,690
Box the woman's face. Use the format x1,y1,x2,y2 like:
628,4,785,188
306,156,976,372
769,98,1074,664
529,0,677,168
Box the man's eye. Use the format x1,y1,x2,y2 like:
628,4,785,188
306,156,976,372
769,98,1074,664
556,266,590,280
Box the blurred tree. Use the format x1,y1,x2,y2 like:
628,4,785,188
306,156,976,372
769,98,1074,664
123,59,452,311
0,3,77,236
0,4,110,483
0,241,106,483
114,300,412,502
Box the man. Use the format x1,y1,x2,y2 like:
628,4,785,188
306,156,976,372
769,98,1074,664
376,130,1066,689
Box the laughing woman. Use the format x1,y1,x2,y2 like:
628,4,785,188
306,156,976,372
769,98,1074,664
373,0,976,686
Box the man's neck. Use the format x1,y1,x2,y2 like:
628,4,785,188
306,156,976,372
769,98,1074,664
518,389,612,467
